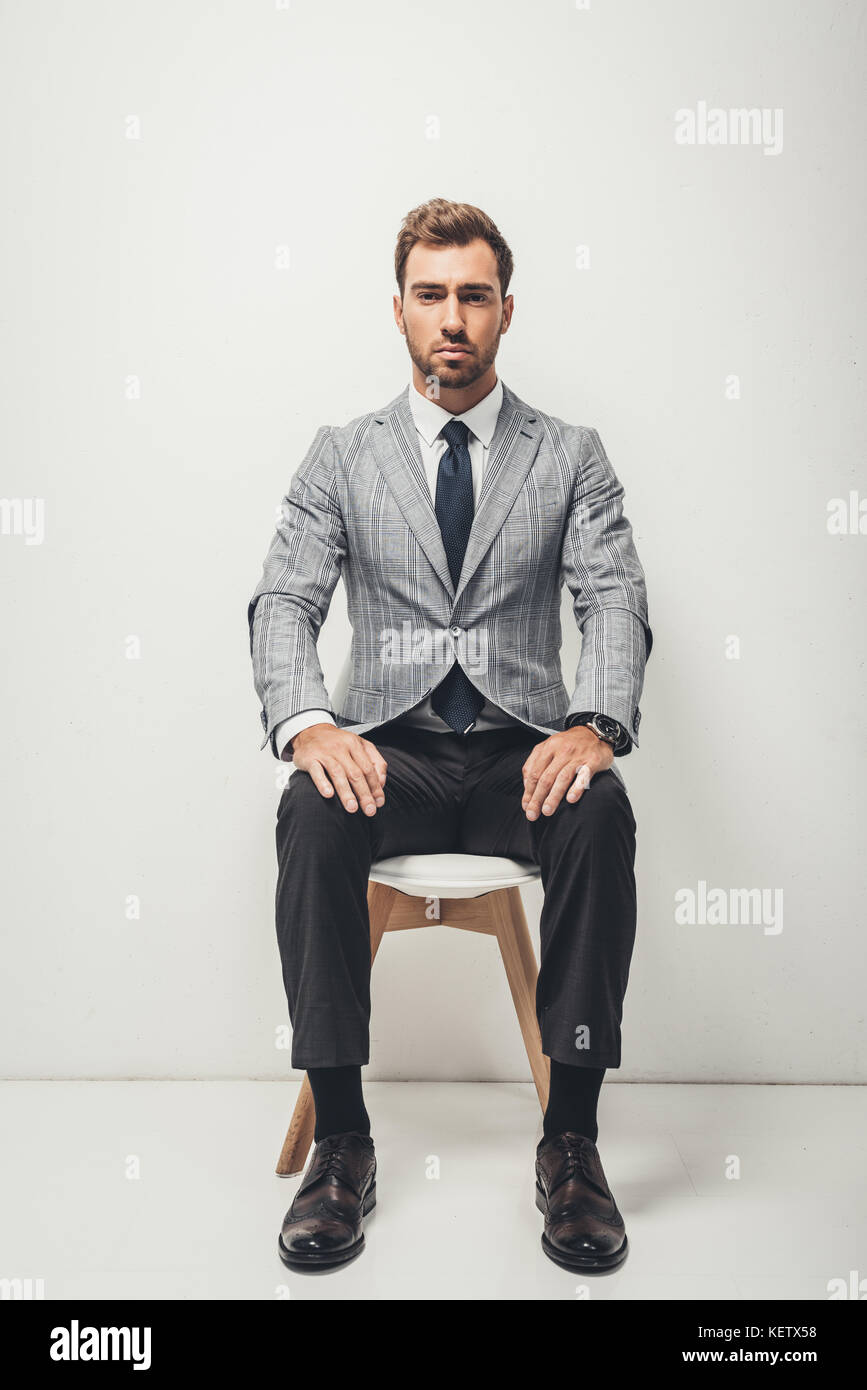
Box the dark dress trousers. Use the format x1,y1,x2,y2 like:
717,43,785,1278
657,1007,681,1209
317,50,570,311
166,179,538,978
275,717,638,1070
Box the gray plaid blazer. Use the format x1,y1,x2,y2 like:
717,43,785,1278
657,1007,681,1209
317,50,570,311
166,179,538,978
248,380,652,781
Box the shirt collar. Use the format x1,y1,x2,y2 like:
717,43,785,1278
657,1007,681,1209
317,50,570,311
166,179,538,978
408,375,503,449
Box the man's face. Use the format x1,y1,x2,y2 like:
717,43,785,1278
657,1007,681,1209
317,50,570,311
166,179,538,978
395,238,512,390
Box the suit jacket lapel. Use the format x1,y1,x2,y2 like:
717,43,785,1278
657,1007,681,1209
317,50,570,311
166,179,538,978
369,380,544,602
456,384,543,601
369,387,454,597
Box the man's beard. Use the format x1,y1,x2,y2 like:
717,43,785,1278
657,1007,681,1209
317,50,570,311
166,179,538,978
404,324,499,392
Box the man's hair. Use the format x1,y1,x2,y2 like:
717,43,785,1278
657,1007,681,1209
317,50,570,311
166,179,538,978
394,197,514,301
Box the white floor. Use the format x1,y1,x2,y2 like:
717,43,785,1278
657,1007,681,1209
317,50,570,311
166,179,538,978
1,1081,864,1301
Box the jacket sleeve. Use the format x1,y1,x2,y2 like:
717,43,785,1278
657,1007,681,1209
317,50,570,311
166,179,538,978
247,425,347,751
561,427,653,751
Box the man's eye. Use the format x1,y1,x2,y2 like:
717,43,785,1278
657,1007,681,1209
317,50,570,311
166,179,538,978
416,293,486,303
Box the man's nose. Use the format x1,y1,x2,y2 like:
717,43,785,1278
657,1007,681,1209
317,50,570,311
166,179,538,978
440,295,465,334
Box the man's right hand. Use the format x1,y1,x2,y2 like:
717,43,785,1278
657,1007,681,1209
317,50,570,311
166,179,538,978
286,724,387,815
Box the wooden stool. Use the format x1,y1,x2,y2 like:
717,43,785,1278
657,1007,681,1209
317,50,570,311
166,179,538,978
275,852,550,1175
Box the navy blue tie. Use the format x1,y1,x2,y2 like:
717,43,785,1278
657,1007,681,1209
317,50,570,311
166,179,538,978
431,418,486,734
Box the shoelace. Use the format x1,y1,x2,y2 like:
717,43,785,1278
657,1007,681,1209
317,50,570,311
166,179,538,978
311,1136,367,1192
547,1134,614,1205
552,1137,582,1183
319,1147,349,1179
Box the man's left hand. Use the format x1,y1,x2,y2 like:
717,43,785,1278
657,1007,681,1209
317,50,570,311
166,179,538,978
521,726,614,820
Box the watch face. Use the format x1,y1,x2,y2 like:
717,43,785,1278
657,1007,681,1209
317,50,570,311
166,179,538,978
595,715,620,739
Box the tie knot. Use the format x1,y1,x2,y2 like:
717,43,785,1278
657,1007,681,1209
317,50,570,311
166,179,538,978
441,418,470,451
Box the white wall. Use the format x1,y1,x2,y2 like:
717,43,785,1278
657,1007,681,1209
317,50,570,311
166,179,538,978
1,0,864,1082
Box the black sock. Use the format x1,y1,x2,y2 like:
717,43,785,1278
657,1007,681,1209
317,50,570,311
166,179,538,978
542,1061,605,1143
307,1065,370,1143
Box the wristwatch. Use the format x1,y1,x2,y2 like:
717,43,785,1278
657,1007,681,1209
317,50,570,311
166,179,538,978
568,711,627,751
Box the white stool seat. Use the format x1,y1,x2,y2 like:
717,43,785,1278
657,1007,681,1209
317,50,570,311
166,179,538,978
369,852,540,899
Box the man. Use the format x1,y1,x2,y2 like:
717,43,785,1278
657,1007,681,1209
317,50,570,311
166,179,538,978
247,197,652,1275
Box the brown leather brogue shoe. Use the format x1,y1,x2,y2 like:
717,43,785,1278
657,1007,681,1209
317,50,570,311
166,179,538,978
535,1131,628,1272
278,1130,376,1270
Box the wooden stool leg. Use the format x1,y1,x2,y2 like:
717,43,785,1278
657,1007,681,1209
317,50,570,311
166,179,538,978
489,886,550,1112
275,1073,315,1177
367,880,397,963
274,880,398,1175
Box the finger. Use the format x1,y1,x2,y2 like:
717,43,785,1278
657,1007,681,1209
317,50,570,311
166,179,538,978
346,747,384,806
541,762,588,814
340,755,382,816
361,739,388,786
524,759,565,819
565,762,593,804
306,760,336,800
321,757,366,813
521,745,555,808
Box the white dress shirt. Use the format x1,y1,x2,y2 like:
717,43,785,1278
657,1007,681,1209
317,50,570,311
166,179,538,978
273,375,525,760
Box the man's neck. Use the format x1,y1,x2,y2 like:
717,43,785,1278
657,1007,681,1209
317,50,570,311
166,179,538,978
409,365,499,415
